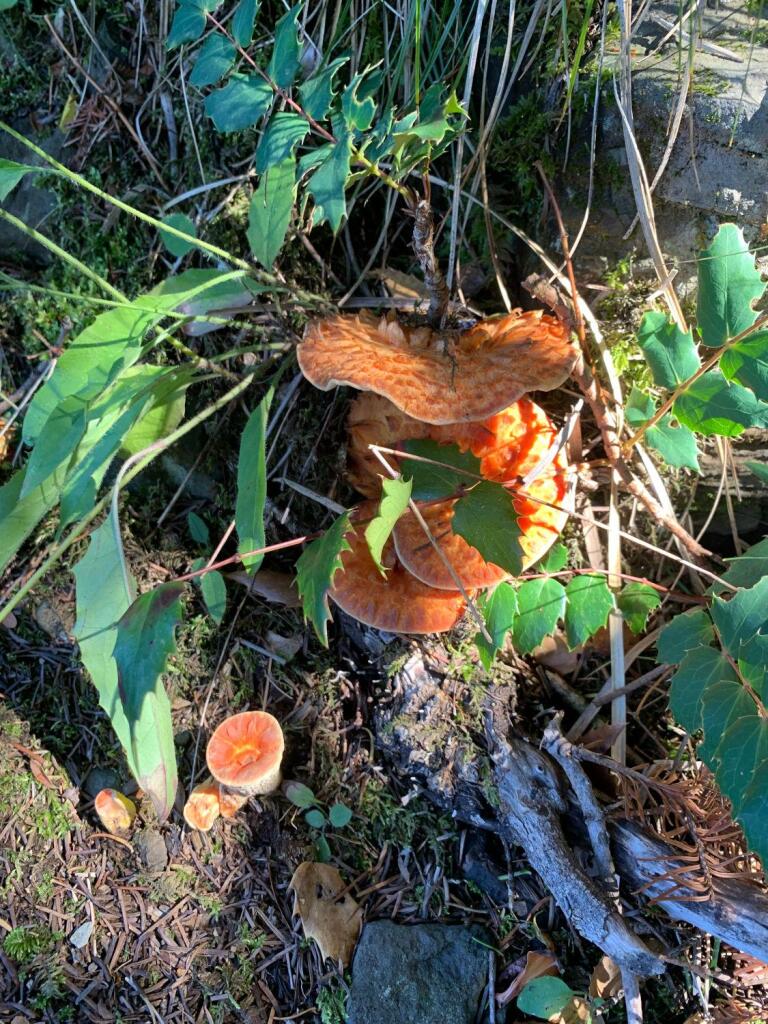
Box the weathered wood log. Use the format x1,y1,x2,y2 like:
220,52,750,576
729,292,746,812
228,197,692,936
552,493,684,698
375,652,768,966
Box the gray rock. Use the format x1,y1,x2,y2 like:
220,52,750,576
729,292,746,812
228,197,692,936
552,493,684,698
347,921,491,1024
0,124,66,266
83,766,121,799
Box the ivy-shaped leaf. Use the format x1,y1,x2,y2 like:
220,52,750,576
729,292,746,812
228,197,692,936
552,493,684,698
617,581,660,634
306,132,352,232
668,647,738,735
113,582,185,821
636,310,700,388
255,112,308,173
268,3,301,89
296,512,352,645
189,31,236,87
714,715,768,815
658,607,714,663
699,678,755,764
236,387,273,573
564,574,614,650
512,578,566,654
626,388,699,471
452,481,524,575
247,157,296,268
400,439,481,501
204,75,273,132
674,370,768,437
720,332,768,402
167,0,207,49
475,582,518,670
710,574,768,659
737,761,768,868
232,0,259,46
697,223,765,348
716,537,768,591
298,56,349,121
364,476,412,575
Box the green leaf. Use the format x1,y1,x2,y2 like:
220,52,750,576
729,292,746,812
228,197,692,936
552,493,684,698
720,332,768,402
255,112,308,173
364,476,412,575
159,213,197,258
0,465,66,574
204,75,273,131
305,808,326,829
306,133,352,232
315,834,332,862
200,569,227,623
295,512,352,645
517,976,575,1018
626,388,699,471
0,158,40,200
512,578,566,654
285,781,316,807
714,714,768,814
298,56,349,120
617,581,660,634
113,582,185,821
736,761,768,868
21,396,87,497
537,542,567,573
236,388,273,573
674,370,768,437
475,582,517,670
710,575,768,659
341,73,376,132
167,1,206,49
746,460,768,484
697,223,765,348
232,0,258,45
401,439,481,502
188,511,210,544
73,514,138,789
189,31,235,86
658,607,714,663
268,3,301,89
636,310,700,388
452,481,524,575
248,157,296,268
328,803,352,828
564,574,614,649
119,374,187,457
669,648,738,735
699,679,755,764
716,537,768,592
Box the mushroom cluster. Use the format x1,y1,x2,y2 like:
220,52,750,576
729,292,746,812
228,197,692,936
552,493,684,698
298,309,577,635
183,710,284,832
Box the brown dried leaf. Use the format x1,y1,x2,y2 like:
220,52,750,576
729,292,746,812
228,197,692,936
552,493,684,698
497,950,559,1006
299,310,577,425
551,997,591,1023
228,569,301,607
588,955,622,1000
289,862,362,966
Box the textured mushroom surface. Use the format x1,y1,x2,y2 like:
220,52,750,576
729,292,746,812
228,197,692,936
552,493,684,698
298,309,577,424
94,788,136,835
206,711,284,795
329,504,468,634
392,399,570,589
183,778,221,832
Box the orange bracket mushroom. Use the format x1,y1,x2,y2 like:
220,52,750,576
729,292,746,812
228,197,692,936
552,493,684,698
298,308,577,424
328,503,469,634
206,711,284,796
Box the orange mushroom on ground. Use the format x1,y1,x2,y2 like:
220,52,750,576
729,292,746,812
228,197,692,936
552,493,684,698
206,711,284,796
183,778,221,832
297,308,577,424
328,503,469,634
94,788,137,835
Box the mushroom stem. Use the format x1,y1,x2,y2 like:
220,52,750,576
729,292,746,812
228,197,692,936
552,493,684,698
412,199,449,328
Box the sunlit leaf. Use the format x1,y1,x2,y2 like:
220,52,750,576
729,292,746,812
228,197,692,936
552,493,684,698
341,73,376,131
715,537,768,591
21,396,87,497
674,370,768,437
120,374,187,456
364,476,412,575
452,481,524,575
475,582,517,670
298,56,349,120
295,512,351,645
636,310,700,388
617,581,660,634
626,388,699,471
537,542,568,573
401,439,481,502
512,578,566,654
564,574,614,650
113,582,185,821
697,223,765,348
720,332,768,402
306,133,352,231
236,387,273,573
204,74,272,131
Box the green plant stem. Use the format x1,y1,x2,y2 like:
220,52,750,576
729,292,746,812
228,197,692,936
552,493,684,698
0,208,126,303
0,371,261,623
624,312,768,452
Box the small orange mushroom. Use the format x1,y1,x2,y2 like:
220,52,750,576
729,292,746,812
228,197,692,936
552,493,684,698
183,778,221,832
206,711,284,796
94,788,137,835
328,504,469,633
298,309,577,425
392,400,570,589
218,788,249,818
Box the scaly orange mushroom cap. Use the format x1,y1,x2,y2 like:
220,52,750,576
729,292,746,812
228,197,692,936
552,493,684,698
206,711,284,796
94,788,137,835
328,504,469,633
298,309,577,425
389,399,570,589
183,778,221,832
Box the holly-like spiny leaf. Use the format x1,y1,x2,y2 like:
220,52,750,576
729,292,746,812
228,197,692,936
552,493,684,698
626,388,699,471
674,370,768,438
668,647,739,735
295,512,352,645
248,157,296,268
204,75,273,132
636,310,700,389
298,56,349,121
189,31,236,87
658,607,714,663
306,132,352,232
232,0,259,46
255,113,308,173
697,223,765,348
268,3,301,89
